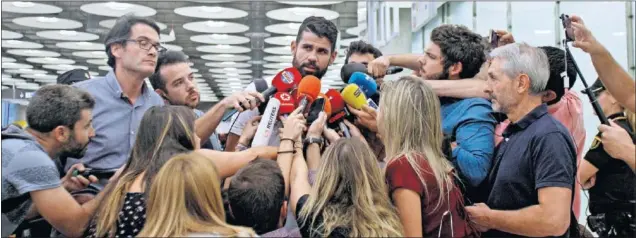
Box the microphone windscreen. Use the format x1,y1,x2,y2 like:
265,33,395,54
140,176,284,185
271,67,302,92
340,63,368,84
297,75,322,102
325,89,344,113
349,72,378,97
318,93,332,117
341,84,368,110
253,78,268,92
275,92,296,116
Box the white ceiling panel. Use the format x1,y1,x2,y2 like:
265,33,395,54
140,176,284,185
13,17,82,29
2,2,63,14
174,6,248,19
190,34,250,45
80,2,157,17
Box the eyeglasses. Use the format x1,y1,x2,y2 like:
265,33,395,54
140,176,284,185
124,38,166,53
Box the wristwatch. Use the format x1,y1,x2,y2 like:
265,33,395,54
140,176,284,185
303,136,324,148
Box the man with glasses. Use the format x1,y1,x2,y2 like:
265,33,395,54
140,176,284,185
65,15,165,183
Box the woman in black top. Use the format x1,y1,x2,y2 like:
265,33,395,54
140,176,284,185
578,79,635,237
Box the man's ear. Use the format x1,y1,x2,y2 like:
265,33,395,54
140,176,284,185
280,201,288,225
110,43,123,59
52,125,70,143
541,90,557,103
517,74,531,93
155,89,168,101
329,50,337,66
290,40,297,56
449,62,463,78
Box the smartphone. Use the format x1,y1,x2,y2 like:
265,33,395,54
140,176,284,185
306,98,326,124
560,14,575,42
490,30,499,48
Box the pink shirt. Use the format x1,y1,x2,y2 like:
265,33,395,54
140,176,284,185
494,89,586,218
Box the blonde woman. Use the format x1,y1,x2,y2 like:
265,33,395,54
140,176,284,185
379,75,477,237
289,111,403,237
138,152,256,237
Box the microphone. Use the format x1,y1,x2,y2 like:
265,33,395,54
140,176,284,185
348,72,378,97
296,75,322,111
341,84,379,110
341,84,368,110
275,92,296,118
224,67,302,120
251,97,281,147
340,62,403,83
325,89,351,138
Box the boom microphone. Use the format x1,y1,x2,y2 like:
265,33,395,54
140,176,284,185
296,75,322,111
251,97,281,147
340,62,403,83
348,72,378,97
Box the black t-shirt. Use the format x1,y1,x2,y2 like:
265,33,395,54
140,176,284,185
295,194,350,238
484,105,576,237
584,113,636,214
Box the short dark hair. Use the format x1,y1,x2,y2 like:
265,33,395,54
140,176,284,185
295,16,339,53
539,46,577,105
149,50,190,92
26,85,95,133
344,40,383,64
105,14,160,69
430,24,486,79
228,159,285,234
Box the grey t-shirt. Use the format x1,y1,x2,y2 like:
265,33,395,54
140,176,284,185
1,125,61,237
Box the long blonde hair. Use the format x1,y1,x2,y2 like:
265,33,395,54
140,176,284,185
298,139,403,237
92,106,197,237
379,75,455,211
624,109,635,131
138,152,255,237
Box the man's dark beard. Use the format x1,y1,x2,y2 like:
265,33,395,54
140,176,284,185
428,67,450,80
292,55,328,79
165,91,199,109
59,135,89,159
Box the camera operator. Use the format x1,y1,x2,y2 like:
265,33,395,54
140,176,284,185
569,15,635,113
577,79,635,237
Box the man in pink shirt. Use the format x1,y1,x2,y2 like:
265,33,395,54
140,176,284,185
494,46,586,218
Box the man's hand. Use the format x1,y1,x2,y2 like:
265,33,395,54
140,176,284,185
347,105,379,133
280,106,307,141
465,203,493,232
494,30,515,47
62,164,97,192
569,15,605,55
599,120,635,162
221,91,265,112
367,56,391,78
307,112,327,138
238,116,261,145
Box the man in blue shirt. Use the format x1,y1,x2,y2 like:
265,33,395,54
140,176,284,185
465,43,576,237
148,50,262,151
368,25,496,193
67,15,166,172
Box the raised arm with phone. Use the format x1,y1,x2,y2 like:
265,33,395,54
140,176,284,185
560,14,610,125
567,14,636,113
